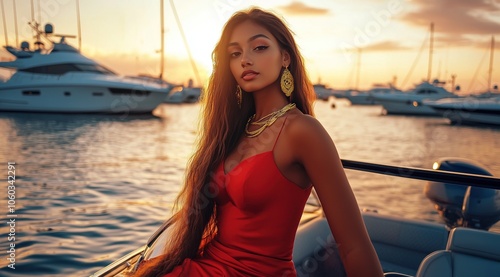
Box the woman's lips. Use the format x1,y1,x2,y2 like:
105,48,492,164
241,70,258,81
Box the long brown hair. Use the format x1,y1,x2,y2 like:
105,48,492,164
136,7,315,276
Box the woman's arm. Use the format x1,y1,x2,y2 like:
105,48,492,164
289,115,384,277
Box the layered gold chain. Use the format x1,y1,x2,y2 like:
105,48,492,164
245,103,296,138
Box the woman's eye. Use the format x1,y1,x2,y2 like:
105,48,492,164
230,52,241,58
254,45,269,51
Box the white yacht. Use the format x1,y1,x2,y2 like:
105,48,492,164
343,84,402,106
163,85,202,104
0,24,171,114
370,80,458,115
424,94,500,126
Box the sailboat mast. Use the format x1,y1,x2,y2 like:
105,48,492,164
160,0,165,80
427,22,434,82
37,0,41,26
487,36,495,93
76,0,82,51
170,0,202,86
30,0,34,22
30,0,41,46
1,0,8,46
13,0,18,46
355,48,361,91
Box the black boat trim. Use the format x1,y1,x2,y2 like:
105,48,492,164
341,159,499,189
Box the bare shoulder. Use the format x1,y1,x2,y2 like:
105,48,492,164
282,111,337,165
285,112,332,146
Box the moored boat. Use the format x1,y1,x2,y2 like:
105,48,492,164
343,84,402,106
371,80,458,116
164,85,202,104
0,24,171,114
424,95,500,126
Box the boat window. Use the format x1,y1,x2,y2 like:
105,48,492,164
23,90,40,95
75,64,115,75
21,64,79,75
416,89,437,94
109,88,151,95
20,63,116,75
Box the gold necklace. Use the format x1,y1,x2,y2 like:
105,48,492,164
245,103,296,138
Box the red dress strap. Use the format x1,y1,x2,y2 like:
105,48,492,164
273,116,288,150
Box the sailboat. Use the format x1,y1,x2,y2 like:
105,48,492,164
424,36,500,126
337,48,391,106
370,23,459,116
160,0,202,104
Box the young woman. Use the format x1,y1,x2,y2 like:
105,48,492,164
137,8,384,277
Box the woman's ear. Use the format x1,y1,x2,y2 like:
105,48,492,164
282,51,291,67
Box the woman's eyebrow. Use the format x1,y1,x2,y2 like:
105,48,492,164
228,34,271,47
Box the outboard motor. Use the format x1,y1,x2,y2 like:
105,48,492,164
424,158,500,230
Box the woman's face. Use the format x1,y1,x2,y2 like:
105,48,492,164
227,20,289,93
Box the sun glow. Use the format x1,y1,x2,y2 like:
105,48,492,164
0,0,498,92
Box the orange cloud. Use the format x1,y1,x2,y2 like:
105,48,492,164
363,41,411,52
277,1,329,16
401,0,500,37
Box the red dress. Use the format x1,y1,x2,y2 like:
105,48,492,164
165,119,312,276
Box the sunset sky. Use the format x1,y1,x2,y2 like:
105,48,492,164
0,0,499,93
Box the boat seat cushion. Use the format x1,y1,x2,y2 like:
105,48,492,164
416,227,500,277
292,213,450,277
293,217,346,276
363,212,449,276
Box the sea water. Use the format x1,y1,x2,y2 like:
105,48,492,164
0,99,499,276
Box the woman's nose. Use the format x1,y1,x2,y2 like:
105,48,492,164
240,53,253,67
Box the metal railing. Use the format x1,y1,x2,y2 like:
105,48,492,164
341,159,500,189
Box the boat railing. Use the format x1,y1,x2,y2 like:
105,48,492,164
341,159,499,189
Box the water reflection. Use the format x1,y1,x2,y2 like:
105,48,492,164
0,107,198,276
0,102,498,276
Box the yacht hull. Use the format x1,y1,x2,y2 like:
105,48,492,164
0,85,167,113
439,109,500,125
425,98,500,126
374,97,439,115
345,94,377,105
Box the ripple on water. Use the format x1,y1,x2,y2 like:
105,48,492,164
0,102,499,276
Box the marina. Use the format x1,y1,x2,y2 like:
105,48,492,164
1,100,499,276
0,0,499,276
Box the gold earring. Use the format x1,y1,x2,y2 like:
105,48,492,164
281,66,294,97
235,85,242,108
